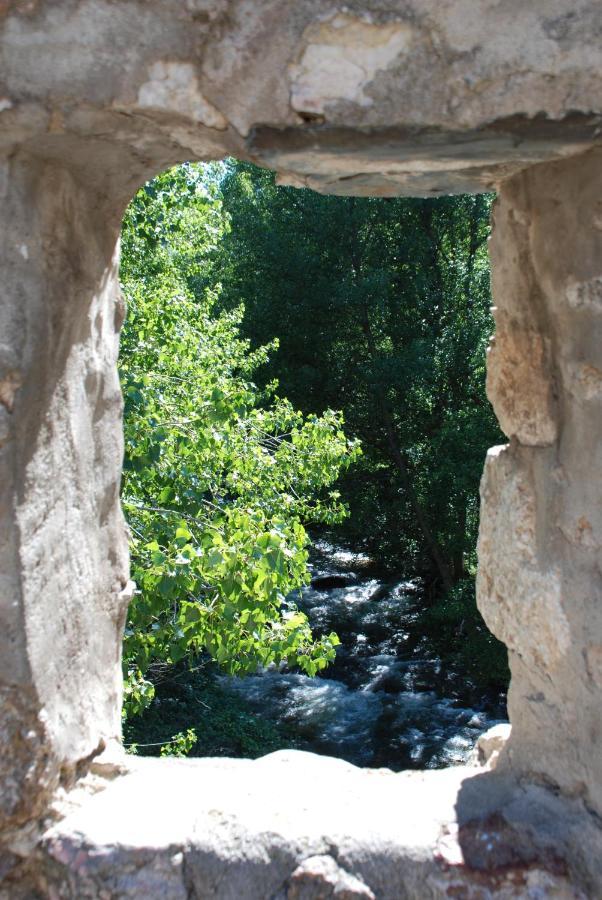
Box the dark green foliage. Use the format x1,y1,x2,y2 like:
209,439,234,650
214,163,502,576
123,662,295,759
213,160,508,688
120,159,509,754
421,579,510,692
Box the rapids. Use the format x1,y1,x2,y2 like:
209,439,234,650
220,542,507,770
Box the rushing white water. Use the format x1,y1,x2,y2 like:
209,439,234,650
220,543,506,770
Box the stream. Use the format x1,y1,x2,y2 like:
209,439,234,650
220,542,507,770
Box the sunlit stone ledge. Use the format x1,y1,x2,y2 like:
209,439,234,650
14,750,589,899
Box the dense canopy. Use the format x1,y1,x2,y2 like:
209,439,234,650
119,160,507,754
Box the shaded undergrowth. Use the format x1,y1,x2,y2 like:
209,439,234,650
123,661,296,758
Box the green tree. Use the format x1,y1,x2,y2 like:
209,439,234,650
119,164,360,717
213,162,507,688
215,163,500,587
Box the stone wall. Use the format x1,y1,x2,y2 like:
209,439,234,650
0,154,131,851
478,150,602,814
1,1,601,895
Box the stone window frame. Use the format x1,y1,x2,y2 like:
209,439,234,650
1,2,602,895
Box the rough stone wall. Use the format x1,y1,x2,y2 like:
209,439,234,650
26,753,596,899
0,0,602,895
2,1,602,199
0,155,130,853
478,148,602,816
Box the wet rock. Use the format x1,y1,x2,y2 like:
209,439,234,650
310,574,355,590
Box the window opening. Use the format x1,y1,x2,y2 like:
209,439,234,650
119,159,509,770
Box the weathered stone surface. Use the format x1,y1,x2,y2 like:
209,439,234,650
250,115,602,199
0,687,53,832
1,2,602,197
0,155,131,846
17,752,592,899
284,854,376,899
478,445,570,673
1,2,602,896
478,149,602,821
472,724,512,770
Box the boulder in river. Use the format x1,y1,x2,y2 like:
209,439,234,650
472,723,511,769
310,573,355,590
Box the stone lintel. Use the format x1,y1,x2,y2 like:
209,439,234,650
248,115,602,197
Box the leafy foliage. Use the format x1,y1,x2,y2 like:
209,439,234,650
159,728,198,758
119,165,360,718
119,159,509,744
213,161,507,685
214,163,501,583
123,662,296,759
